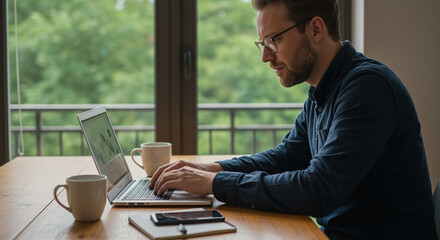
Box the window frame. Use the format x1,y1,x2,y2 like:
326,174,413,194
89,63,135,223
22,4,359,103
156,0,197,155
1,0,10,166
339,0,352,42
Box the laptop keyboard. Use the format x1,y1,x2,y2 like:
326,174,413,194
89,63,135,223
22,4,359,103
123,179,174,201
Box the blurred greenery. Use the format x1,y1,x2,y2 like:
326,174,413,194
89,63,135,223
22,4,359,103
8,0,307,157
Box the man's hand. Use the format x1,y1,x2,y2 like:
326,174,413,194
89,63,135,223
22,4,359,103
148,160,223,196
153,166,217,196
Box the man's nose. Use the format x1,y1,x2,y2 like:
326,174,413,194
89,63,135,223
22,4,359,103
261,46,275,63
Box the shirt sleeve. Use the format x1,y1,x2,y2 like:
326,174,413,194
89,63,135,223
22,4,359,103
216,107,312,174
212,73,398,217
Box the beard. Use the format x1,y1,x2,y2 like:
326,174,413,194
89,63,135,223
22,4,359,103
275,36,317,88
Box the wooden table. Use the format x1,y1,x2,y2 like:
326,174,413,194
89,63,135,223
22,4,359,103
0,155,328,239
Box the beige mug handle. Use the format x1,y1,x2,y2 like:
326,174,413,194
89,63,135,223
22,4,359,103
130,148,144,169
53,184,72,213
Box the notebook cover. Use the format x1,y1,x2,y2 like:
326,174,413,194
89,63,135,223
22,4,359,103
128,214,236,240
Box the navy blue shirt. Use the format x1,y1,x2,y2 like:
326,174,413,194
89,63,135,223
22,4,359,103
212,41,437,239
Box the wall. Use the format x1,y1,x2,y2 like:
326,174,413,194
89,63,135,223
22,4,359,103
351,0,364,52
364,0,440,190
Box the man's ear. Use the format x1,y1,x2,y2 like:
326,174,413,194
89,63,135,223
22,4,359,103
308,16,326,43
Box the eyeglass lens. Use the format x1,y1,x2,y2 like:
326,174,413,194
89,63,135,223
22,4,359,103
256,38,276,53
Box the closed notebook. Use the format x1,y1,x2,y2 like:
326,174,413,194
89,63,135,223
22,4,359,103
128,215,236,240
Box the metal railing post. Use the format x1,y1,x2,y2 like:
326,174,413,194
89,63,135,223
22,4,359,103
36,110,42,156
230,110,235,154
208,130,213,155
59,132,63,156
14,132,18,156
252,130,257,153
80,132,85,156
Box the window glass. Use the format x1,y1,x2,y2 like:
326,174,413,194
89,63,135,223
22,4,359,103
197,0,308,154
8,0,155,157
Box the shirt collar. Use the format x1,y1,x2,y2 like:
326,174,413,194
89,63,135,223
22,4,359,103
308,40,357,107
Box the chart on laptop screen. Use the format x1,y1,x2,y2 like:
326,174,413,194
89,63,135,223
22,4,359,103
82,112,128,187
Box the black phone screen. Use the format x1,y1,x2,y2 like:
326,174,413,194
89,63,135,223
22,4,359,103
151,210,225,225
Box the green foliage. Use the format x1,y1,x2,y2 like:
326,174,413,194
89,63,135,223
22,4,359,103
9,0,307,157
197,0,307,154
9,0,154,104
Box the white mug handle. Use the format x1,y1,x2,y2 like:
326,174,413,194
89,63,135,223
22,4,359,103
53,184,72,213
130,148,144,169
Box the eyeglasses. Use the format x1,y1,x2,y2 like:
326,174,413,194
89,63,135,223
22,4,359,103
255,18,311,54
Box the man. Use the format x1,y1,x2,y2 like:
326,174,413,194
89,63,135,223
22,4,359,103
150,0,437,239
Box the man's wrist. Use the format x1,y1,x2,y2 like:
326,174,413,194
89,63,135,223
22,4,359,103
208,171,218,194
210,162,224,172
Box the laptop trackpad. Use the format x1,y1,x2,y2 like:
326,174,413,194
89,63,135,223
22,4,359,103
171,190,213,200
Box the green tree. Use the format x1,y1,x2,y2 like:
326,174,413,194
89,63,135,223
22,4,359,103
197,0,308,154
9,0,154,105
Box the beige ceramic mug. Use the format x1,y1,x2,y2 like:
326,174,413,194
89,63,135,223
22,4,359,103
53,174,107,222
130,142,172,176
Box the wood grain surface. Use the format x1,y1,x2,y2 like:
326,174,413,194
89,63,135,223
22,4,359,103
1,155,328,240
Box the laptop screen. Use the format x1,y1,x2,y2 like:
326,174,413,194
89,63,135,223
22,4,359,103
81,111,129,192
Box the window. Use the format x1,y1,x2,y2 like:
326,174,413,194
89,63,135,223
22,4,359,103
1,0,351,163
197,0,308,154
7,0,156,158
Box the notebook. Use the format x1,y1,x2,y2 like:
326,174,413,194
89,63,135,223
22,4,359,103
128,208,236,240
77,106,213,206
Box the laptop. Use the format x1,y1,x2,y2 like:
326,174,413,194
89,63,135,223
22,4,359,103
77,106,213,206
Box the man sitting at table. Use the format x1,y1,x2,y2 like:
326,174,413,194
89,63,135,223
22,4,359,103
149,0,438,239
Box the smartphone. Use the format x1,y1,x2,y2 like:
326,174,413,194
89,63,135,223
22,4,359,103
150,210,225,225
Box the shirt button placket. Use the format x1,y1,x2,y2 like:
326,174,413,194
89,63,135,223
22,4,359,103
316,106,322,154
315,137,318,154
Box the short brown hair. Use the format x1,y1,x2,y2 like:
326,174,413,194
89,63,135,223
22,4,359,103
252,0,341,41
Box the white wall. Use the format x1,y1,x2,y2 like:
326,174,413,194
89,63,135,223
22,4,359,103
351,0,364,52
363,0,440,190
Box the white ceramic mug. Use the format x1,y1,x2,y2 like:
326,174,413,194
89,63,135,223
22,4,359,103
53,174,107,222
130,142,172,176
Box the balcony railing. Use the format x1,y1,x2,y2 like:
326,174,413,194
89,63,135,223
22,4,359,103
10,103,302,157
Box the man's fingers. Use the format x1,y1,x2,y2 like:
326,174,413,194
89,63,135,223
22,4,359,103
155,167,181,193
152,161,188,189
156,179,180,196
149,161,183,188
149,163,169,188
155,170,181,195
154,165,176,192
